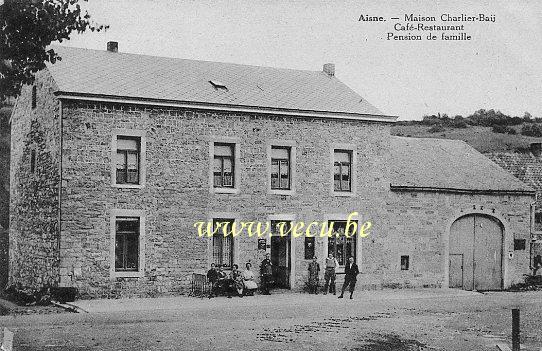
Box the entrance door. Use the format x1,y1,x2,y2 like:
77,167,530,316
449,214,503,291
270,235,291,289
449,254,464,288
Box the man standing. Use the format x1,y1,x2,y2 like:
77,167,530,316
260,253,273,295
323,253,339,295
338,256,359,299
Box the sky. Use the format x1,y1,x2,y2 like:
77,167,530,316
58,0,542,120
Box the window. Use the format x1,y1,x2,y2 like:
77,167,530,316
535,212,542,232
115,217,140,272
212,219,234,268
116,136,140,184
30,149,36,173
213,143,235,188
514,239,526,251
334,150,352,192
31,86,37,109
304,237,315,260
271,146,290,190
327,221,356,266
400,255,410,270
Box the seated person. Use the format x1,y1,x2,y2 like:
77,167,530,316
216,264,229,296
231,264,244,297
207,263,219,298
242,262,258,295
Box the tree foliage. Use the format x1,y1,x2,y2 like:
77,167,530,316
0,0,107,103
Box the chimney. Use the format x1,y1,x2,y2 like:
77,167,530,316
107,41,118,53
531,142,542,157
323,63,335,77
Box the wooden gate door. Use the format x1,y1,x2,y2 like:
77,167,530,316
449,214,503,291
473,215,503,290
449,215,475,290
449,254,464,288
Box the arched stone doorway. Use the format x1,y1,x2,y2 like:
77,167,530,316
449,214,504,291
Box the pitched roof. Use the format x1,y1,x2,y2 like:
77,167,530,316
46,46,393,119
486,152,542,199
390,136,534,193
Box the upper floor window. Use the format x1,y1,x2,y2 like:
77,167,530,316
333,150,352,192
271,146,291,190
535,212,542,232
30,149,36,173
116,136,140,185
115,217,140,272
31,86,37,109
213,143,235,188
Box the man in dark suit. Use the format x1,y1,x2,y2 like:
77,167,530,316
338,256,359,299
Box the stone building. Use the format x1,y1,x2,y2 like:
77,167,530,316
9,43,535,298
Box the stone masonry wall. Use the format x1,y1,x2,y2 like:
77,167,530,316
9,69,61,288
378,191,533,289
59,101,391,298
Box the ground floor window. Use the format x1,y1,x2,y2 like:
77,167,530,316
212,219,234,268
115,217,140,271
327,220,356,266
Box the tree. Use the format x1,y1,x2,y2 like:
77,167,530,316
0,0,108,104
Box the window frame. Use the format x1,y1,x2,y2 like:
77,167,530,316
110,209,145,279
30,148,37,174
213,143,235,188
114,217,140,272
330,144,357,197
116,137,141,185
31,85,37,109
212,218,235,269
267,140,296,195
111,129,146,189
326,220,357,267
209,137,240,194
400,255,410,271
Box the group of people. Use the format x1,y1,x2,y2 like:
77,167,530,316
206,253,273,298
307,254,359,299
206,252,360,299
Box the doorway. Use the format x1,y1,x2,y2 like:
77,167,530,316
270,222,291,289
449,214,503,291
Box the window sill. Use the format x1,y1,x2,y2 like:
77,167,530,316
211,187,240,194
269,189,295,196
332,191,355,197
110,271,144,279
113,183,145,189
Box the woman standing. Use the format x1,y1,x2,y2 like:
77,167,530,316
307,256,320,294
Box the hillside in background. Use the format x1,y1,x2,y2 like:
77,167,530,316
392,110,542,153
391,124,542,153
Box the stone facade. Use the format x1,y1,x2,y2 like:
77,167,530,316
8,66,536,298
9,70,61,288
0,226,8,289
58,101,390,298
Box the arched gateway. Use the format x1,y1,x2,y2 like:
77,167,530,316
449,214,504,291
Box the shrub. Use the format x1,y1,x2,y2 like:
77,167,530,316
428,124,445,133
492,125,508,134
521,124,542,137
